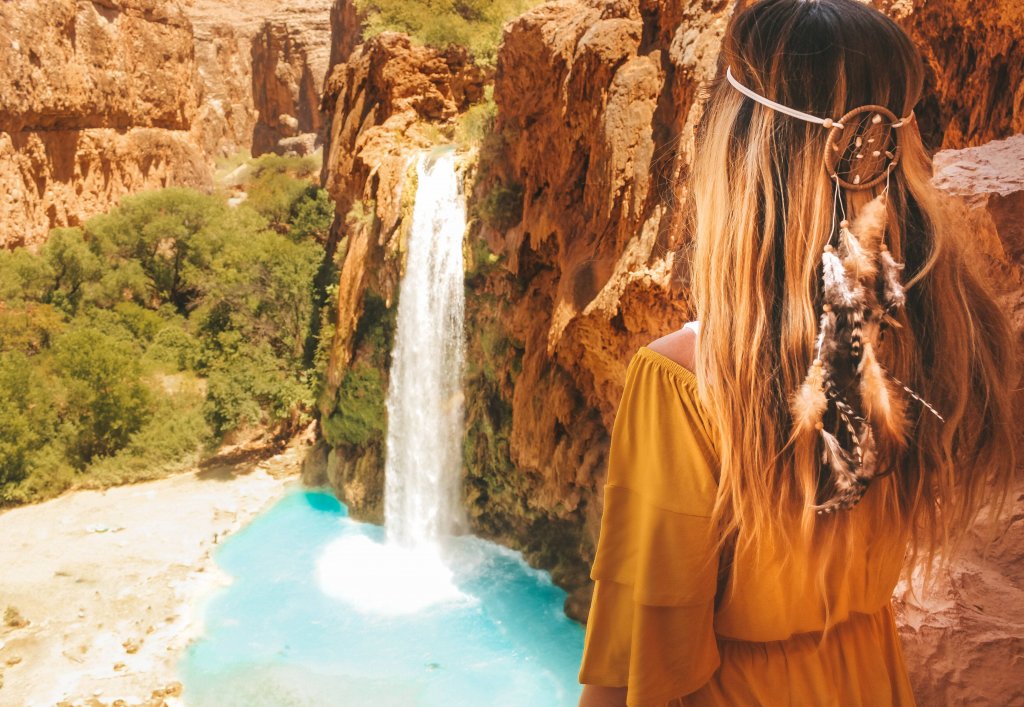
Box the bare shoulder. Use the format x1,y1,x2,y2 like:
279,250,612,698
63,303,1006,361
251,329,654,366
646,321,698,374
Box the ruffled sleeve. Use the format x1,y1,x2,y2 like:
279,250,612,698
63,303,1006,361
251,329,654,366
578,345,722,706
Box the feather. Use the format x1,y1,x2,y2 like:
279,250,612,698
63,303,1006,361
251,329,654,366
840,222,875,281
814,309,838,364
813,428,870,514
857,341,908,442
857,424,877,482
791,363,827,434
821,250,864,310
849,306,865,362
861,314,881,349
821,428,854,485
879,248,906,310
849,193,888,260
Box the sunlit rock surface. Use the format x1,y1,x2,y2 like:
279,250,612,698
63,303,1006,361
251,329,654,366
184,0,337,157
0,0,209,248
0,0,341,248
892,133,1024,706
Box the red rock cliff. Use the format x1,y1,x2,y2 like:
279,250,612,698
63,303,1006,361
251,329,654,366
0,0,342,248
184,0,337,158
0,0,210,249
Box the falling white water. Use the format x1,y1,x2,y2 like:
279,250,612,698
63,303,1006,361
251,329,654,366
317,148,471,615
383,148,468,548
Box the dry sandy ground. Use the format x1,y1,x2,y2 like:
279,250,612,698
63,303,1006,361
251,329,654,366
0,434,312,707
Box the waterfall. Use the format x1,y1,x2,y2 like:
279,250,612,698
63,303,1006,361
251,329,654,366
383,148,468,548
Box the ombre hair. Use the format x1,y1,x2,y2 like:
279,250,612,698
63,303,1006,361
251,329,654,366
687,0,1018,579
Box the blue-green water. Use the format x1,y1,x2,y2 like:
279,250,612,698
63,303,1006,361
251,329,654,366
179,489,586,706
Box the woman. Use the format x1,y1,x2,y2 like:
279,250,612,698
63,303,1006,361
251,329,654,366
577,0,1018,705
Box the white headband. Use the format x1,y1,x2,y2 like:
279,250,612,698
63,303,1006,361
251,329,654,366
725,66,914,130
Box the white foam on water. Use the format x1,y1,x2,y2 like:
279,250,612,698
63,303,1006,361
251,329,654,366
316,533,476,615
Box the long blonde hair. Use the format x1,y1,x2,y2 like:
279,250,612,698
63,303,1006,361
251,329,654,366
688,0,1018,576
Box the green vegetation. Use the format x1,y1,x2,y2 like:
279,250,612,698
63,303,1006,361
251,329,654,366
458,86,523,233
454,85,497,150
318,290,397,449
321,363,387,447
476,181,523,232
460,290,523,526
243,154,323,232
355,0,539,65
0,159,335,505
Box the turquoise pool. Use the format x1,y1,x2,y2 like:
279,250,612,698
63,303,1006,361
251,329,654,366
179,489,586,706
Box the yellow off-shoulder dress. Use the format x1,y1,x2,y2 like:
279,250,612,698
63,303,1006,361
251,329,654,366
578,345,917,706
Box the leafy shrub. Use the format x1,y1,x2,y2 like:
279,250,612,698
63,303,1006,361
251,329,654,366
289,187,335,243
455,86,496,149
321,362,386,448
0,164,333,504
244,154,322,230
0,353,61,491
146,322,202,371
52,327,153,467
203,342,313,435
0,303,65,354
86,188,267,312
355,0,540,65
476,181,523,231
83,382,212,487
0,247,53,302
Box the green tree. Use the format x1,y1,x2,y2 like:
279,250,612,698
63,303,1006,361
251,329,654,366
355,0,539,65
0,246,56,303
244,154,321,230
189,227,323,365
0,352,61,491
203,341,312,435
87,188,266,313
289,187,335,243
52,328,153,467
0,303,65,354
40,227,103,312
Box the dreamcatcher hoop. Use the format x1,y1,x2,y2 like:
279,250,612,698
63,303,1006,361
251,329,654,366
823,105,907,190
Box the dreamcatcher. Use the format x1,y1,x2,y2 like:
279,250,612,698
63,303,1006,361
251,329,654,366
725,67,945,513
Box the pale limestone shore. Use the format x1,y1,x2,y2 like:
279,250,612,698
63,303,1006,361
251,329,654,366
0,435,310,707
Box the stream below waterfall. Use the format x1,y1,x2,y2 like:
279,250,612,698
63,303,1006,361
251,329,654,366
178,488,586,706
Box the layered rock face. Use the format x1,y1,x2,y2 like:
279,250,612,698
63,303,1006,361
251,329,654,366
476,0,1024,616
0,0,210,249
892,135,1024,705
893,0,1024,149
0,0,339,248
184,0,337,158
476,0,735,615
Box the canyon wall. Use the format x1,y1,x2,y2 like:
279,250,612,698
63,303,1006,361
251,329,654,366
894,135,1024,707
0,0,210,249
477,0,1024,617
314,0,1023,701
0,0,339,249
184,0,337,158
